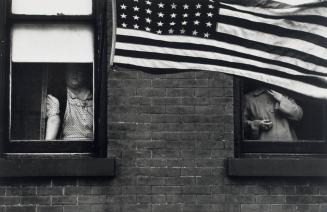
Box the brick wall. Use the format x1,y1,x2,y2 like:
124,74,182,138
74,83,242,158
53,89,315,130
105,68,327,212
0,67,326,212
0,1,326,211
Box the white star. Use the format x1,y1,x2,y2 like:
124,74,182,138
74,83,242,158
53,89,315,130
206,22,212,27
208,4,214,9
183,4,189,9
157,30,162,34
207,12,213,17
168,28,174,34
194,20,200,25
146,0,152,5
133,15,139,20
169,21,176,26
133,0,138,2
133,24,139,29
180,28,185,34
133,6,139,11
158,2,164,8
192,30,198,35
145,17,152,23
158,12,164,17
183,13,188,18
120,13,127,19
157,21,164,26
204,33,210,38
120,4,127,9
171,3,177,9
122,23,127,28
170,13,177,18
145,27,151,31
146,8,152,14
195,3,201,9
209,0,214,2
195,12,201,17
182,21,187,25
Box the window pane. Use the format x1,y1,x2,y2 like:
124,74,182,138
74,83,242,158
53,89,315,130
242,80,323,141
11,24,94,63
10,63,94,141
12,0,92,15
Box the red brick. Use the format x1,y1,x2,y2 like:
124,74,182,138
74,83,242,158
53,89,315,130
152,204,183,212
78,195,107,204
122,204,151,212
241,204,270,212
152,186,182,194
52,196,77,205
63,206,92,212
21,196,50,205
37,187,63,196
37,206,62,212
6,206,35,212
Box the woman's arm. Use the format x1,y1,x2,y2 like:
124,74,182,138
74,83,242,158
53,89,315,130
45,115,60,140
45,95,60,140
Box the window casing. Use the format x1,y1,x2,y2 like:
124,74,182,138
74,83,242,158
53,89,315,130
0,0,108,156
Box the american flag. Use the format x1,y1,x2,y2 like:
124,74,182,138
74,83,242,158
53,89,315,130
113,0,327,99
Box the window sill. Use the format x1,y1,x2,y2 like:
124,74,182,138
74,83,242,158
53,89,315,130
227,158,327,177
0,158,115,177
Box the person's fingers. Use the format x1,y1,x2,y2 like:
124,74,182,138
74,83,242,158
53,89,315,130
268,90,277,96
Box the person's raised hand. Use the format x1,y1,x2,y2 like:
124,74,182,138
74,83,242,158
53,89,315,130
267,90,283,102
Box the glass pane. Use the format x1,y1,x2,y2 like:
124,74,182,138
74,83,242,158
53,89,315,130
242,79,323,141
11,24,94,63
12,0,92,15
10,63,94,141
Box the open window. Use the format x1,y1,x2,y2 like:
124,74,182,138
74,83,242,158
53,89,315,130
0,0,108,155
234,77,327,156
228,78,327,177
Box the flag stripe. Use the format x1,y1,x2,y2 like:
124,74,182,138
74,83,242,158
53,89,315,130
114,55,327,99
117,28,327,75
115,48,327,88
220,7,327,39
114,0,327,99
116,41,313,77
116,35,327,77
218,23,327,69
216,32,327,69
220,2,327,26
218,16,327,51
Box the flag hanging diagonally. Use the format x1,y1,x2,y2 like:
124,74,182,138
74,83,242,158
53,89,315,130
112,0,327,99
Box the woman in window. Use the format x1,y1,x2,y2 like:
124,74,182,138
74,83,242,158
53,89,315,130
45,64,93,140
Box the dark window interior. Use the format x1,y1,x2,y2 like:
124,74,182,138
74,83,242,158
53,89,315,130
10,63,93,140
242,79,325,141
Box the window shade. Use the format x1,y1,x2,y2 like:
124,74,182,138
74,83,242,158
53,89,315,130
12,0,92,15
11,24,94,63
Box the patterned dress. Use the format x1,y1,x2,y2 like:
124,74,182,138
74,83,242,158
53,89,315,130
61,89,93,140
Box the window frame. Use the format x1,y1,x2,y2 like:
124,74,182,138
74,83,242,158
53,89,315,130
233,77,327,157
0,0,108,156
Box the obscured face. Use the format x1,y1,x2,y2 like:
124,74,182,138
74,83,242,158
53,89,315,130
65,69,85,89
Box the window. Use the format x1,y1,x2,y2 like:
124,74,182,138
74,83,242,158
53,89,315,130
0,0,108,155
228,77,327,177
234,78,327,156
